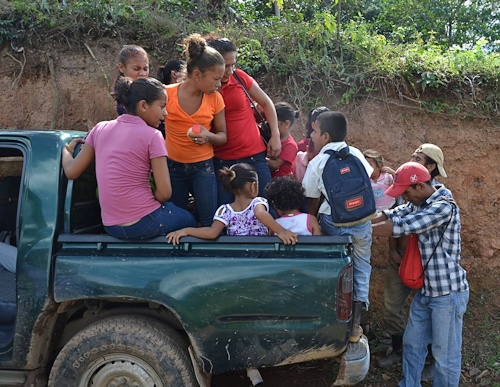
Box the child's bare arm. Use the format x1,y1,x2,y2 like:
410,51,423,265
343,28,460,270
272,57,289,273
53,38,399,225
306,197,320,216
308,215,322,235
166,221,225,245
381,166,396,176
254,205,298,245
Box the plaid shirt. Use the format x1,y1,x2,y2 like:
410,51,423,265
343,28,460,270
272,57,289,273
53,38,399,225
384,185,468,297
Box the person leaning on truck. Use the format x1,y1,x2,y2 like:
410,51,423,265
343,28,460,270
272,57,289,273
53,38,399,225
62,77,197,239
372,162,469,387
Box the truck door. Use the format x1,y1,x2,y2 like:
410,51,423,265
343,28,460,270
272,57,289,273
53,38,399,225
0,145,23,359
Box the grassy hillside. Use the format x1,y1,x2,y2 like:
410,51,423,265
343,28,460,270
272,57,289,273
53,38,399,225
2,0,499,121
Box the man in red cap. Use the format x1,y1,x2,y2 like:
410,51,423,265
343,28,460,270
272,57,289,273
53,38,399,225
377,143,448,374
372,162,468,387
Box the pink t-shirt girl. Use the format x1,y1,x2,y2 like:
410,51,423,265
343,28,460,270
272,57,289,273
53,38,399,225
86,114,167,226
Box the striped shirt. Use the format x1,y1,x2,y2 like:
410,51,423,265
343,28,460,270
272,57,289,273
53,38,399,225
383,185,468,297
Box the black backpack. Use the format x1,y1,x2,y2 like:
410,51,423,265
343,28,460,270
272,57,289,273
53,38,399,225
322,147,377,226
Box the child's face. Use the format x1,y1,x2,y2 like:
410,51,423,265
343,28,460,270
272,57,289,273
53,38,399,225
278,120,290,136
366,158,381,176
309,120,329,150
119,54,149,80
245,181,259,198
139,91,167,128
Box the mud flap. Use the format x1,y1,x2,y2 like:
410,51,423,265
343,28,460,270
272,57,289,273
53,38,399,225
188,346,211,387
333,335,370,386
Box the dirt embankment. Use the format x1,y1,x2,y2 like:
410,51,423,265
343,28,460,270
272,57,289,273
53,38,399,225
1,38,499,289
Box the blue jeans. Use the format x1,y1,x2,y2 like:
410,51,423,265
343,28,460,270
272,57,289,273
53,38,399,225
105,203,196,239
319,215,372,307
167,158,217,227
399,290,469,387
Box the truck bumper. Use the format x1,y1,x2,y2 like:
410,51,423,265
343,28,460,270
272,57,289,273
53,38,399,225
333,335,370,386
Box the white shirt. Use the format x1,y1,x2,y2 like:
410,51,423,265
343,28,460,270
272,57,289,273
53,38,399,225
302,142,373,216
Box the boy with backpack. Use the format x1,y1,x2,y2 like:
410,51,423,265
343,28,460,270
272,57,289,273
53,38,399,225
302,111,376,343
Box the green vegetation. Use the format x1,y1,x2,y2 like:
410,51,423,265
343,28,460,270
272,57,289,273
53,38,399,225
2,0,499,119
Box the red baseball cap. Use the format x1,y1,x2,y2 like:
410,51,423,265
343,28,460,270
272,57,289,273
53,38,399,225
385,162,431,197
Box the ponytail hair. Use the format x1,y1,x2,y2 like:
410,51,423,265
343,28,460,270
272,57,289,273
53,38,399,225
113,77,165,115
183,33,224,75
157,59,186,84
218,163,258,194
275,102,300,125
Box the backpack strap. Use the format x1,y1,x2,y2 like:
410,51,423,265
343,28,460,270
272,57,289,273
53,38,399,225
421,198,457,271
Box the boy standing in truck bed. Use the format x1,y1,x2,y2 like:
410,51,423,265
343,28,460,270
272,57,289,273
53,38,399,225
302,111,374,343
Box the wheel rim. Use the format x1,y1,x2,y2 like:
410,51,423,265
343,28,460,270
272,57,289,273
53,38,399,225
81,353,164,387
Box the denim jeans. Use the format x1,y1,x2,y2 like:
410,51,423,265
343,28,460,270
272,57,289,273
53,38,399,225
399,290,469,387
167,158,218,227
320,215,372,307
105,202,196,239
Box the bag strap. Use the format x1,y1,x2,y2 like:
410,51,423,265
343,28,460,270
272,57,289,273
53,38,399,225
232,70,266,123
421,199,456,271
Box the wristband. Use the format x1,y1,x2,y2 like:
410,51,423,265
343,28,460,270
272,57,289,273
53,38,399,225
65,144,74,155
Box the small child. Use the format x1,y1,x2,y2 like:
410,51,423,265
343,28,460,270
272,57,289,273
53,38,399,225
265,176,321,235
267,102,298,178
363,149,396,211
166,163,298,245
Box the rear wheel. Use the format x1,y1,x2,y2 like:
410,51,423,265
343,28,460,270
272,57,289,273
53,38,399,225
48,315,198,387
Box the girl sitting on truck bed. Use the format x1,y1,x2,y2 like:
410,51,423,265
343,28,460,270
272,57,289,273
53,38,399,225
62,77,197,240
166,163,298,245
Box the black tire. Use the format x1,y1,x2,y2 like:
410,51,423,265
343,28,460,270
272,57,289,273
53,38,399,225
48,315,198,387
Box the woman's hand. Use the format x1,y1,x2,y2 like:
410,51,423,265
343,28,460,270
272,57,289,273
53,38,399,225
62,138,94,180
65,138,86,154
188,125,211,145
267,135,282,159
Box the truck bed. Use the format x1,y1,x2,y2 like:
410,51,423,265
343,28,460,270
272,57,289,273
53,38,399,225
53,234,353,372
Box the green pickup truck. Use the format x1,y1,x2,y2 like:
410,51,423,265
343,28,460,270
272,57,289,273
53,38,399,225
0,130,369,386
